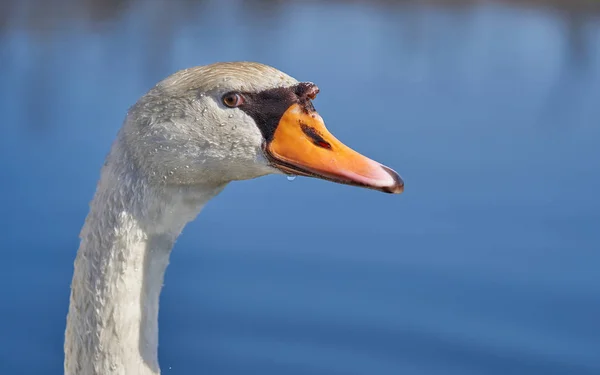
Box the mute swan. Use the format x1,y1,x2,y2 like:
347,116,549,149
64,62,403,375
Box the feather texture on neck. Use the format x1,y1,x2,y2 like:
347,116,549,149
64,138,224,375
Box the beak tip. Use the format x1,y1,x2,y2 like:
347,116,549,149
380,165,404,194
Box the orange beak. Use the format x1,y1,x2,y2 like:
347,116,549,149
265,104,404,194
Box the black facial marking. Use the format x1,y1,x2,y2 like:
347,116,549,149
295,82,318,113
295,82,319,99
236,87,296,142
300,123,332,150
236,82,319,142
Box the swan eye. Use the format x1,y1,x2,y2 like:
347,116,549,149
222,92,244,108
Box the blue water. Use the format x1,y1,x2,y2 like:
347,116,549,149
1,1,599,374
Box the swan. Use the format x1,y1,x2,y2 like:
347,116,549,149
64,61,403,375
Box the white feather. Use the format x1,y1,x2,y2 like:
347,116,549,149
65,62,298,375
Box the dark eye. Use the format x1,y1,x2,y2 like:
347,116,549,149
222,92,244,108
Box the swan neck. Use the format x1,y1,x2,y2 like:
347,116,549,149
64,143,224,375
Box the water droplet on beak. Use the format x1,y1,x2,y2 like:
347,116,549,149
286,175,297,181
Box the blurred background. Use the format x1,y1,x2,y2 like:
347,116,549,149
1,0,599,374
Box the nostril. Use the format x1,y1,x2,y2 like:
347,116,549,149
300,123,332,150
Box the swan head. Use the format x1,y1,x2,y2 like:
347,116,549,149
121,62,403,193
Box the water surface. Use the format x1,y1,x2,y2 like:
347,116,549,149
0,1,599,374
